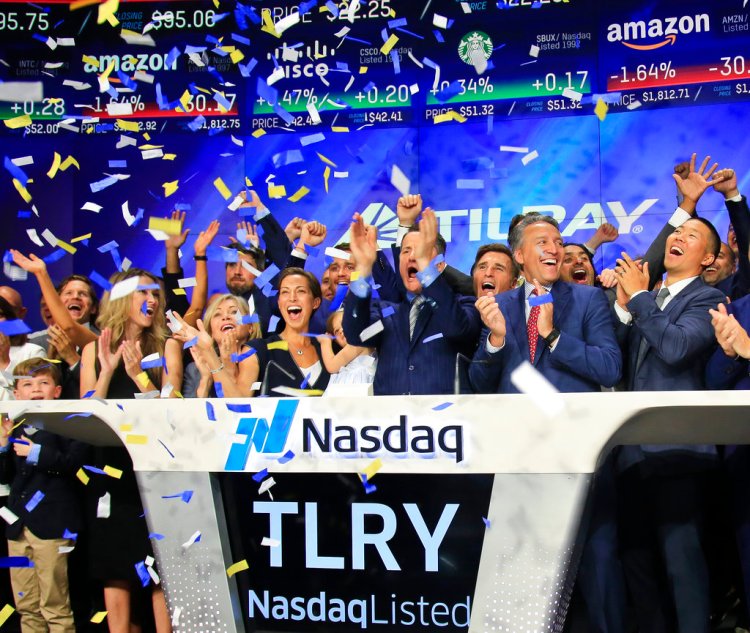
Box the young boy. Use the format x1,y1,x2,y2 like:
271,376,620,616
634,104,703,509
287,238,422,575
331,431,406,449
0,357,88,633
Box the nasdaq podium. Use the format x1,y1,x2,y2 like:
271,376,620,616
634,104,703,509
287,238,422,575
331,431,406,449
2,391,749,633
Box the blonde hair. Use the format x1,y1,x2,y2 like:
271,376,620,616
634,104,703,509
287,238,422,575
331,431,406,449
203,294,262,341
96,268,167,385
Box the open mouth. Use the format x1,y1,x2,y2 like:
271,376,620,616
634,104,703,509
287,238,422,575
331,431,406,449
572,268,588,282
542,258,558,270
66,302,83,316
144,306,154,317
30,396,43,400
407,266,418,279
705,266,718,273
220,323,236,332
481,281,496,292
670,246,684,256
287,306,303,318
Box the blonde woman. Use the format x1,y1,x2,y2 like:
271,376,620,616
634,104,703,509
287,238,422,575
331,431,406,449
182,294,261,397
80,268,181,633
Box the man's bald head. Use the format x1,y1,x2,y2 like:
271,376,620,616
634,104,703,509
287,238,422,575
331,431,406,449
0,286,27,319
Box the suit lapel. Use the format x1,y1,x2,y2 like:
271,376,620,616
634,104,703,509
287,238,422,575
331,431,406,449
504,287,529,361
409,297,432,351
532,281,571,366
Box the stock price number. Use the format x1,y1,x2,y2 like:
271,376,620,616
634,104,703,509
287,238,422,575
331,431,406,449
735,83,750,95
354,84,410,106
150,9,216,29
0,11,49,31
199,118,241,129
327,0,391,20
179,93,237,114
364,110,404,123
532,71,589,93
114,120,157,132
546,98,582,111
10,98,65,117
458,104,495,117
641,88,690,103
25,122,59,135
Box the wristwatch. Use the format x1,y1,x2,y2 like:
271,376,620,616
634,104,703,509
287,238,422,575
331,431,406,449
544,329,561,346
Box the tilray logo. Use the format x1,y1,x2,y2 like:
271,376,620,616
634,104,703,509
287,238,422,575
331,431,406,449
336,203,400,248
225,400,299,470
607,13,709,50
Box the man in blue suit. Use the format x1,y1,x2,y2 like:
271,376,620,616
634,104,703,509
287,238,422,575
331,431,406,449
468,213,622,394
613,156,728,633
342,209,480,395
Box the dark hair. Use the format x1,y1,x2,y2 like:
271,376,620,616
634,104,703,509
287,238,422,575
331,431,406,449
721,242,737,265
508,214,526,238
278,267,322,303
225,242,266,270
508,214,559,253
471,243,519,280
0,296,27,346
14,357,62,387
332,242,351,253
688,217,721,261
405,226,447,256
56,274,99,316
325,310,343,335
563,242,599,279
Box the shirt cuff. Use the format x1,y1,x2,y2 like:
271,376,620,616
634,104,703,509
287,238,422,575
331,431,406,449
727,194,743,203
396,225,411,247
583,243,596,257
26,443,41,465
349,276,372,299
291,248,308,260
548,335,560,352
614,301,633,324
485,333,505,353
254,208,271,222
415,256,444,288
669,207,692,227
0,445,9,454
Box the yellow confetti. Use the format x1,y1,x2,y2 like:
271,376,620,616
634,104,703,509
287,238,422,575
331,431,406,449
287,186,310,203
316,152,337,167
136,370,151,387
362,458,383,481
162,154,176,161
81,54,99,68
60,156,80,171
4,114,32,129
433,110,467,124
267,341,289,351
90,611,108,624
42,358,62,363
268,184,287,199
47,152,62,179
230,49,245,64
125,434,148,445
226,559,249,577
162,181,179,197
331,126,350,132
76,468,90,485
359,66,368,74
70,0,99,10
324,166,331,193
0,604,15,627
100,59,116,81
595,98,609,122
13,179,32,203
350,271,361,281
148,217,183,235
56,240,77,255
178,90,191,112
119,424,133,432
70,233,92,243
260,8,280,37
139,144,163,150
116,119,139,133
245,177,253,187
97,0,119,25
142,132,151,141
213,177,232,200
173,288,186,295
252,129,266,138
103,466,122,479
380,34,399,55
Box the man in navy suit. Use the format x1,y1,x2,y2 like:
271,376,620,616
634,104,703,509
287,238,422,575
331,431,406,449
613,155,728,633
342,209,480,395
468,213,621,394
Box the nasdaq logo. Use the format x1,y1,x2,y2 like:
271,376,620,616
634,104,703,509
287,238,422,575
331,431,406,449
607,13,710,50
225,400,299,470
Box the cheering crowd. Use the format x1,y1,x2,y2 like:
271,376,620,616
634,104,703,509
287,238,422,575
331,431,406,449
0,152,748,632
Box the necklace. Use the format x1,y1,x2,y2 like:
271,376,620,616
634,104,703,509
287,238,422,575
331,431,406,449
295,348,303,356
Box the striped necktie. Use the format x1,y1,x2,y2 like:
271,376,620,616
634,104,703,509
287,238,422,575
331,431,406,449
409,295,425,340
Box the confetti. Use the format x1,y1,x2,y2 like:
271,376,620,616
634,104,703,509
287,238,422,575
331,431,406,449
148,217,182,235
362,458,382,481
125,434,148,444
213,177,232,200
24,491,45,513
90,611,108,624
0,557,33,568
0,605,15,626
181,530,201,549
595,98,609,121
521,150,539,166
226,559,249,577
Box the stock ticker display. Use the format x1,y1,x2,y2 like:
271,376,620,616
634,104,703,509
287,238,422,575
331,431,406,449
1,0,750,136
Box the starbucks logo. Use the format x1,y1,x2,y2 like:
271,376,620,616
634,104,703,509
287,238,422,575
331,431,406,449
458,31,493,67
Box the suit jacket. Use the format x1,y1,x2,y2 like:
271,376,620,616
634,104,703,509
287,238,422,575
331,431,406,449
0,423,89,540
343,275,480,395
705,292,750,390
715,195,750,301
616,278,726,468
469,281,621,393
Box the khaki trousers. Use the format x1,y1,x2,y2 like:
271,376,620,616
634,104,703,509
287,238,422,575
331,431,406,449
8,527,75,633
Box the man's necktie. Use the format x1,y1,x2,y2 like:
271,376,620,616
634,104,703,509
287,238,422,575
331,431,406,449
409,295,425,340
527,290,540,363
635,287,671,374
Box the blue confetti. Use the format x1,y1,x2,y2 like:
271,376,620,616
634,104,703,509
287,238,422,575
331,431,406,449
157,439,175,459
482,517,491,528
381,306,396,318
226,403,252,413
329,283,349,312
148,533,165,540
432,402,453,411
268,316,281,332
24,490,44,513
252,469,268,483
205,401,216,421
0,557,33,568
360,474,377,494
231,348,257,363
528,293,554,307
423,333,444,343
135,561,151,587
183,337,198,349
214,382,225,397
278,450,295,464
0,320,31,336
89,270,112,291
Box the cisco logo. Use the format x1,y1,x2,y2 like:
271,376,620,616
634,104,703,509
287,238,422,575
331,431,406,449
268,40,335,79
225,400,299,470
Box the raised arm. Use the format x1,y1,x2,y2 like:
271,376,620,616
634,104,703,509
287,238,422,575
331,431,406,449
162,210,191,316
184,219,220,327
10,250,97,349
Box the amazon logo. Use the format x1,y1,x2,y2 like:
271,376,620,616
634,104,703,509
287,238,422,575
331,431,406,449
607,13,709,49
